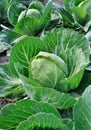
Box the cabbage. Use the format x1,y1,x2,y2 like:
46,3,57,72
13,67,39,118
30,52,67,89
9,28,90,92
18,9,41,22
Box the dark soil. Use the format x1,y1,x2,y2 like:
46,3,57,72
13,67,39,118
0,51,8,64
0,97,14,109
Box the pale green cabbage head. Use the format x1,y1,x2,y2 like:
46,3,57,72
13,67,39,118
18,9,41,22
30,52,67,89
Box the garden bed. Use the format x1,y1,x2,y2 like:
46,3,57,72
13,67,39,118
0,0,91,130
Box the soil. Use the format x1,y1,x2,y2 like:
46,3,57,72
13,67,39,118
0,51,8,64
0,97,12,109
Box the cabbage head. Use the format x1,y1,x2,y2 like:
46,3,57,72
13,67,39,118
30,52,67,90
18,9,41,22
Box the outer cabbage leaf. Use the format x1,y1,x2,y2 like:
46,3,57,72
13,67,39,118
72,6,86,25
57,7,74,24
64,0,84,11
14,17,40,35
74,85,91,130
58,48,88,92
78,0,91,21
0,99,60,129
26,85,76,109
10,36,43,76
7,2,26,26
0,64,24,97
39,0,52,28
16,113,70,130
20,74,76,109
0,29,20,53
43,28,89,60
62,118,74,130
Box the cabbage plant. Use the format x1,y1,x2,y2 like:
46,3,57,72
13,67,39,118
54,0,91,32
8,28,90,93
0,0,52,54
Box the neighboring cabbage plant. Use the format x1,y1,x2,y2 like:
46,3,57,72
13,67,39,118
17,0,44,22
14,0,52,35
55,0,91,31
